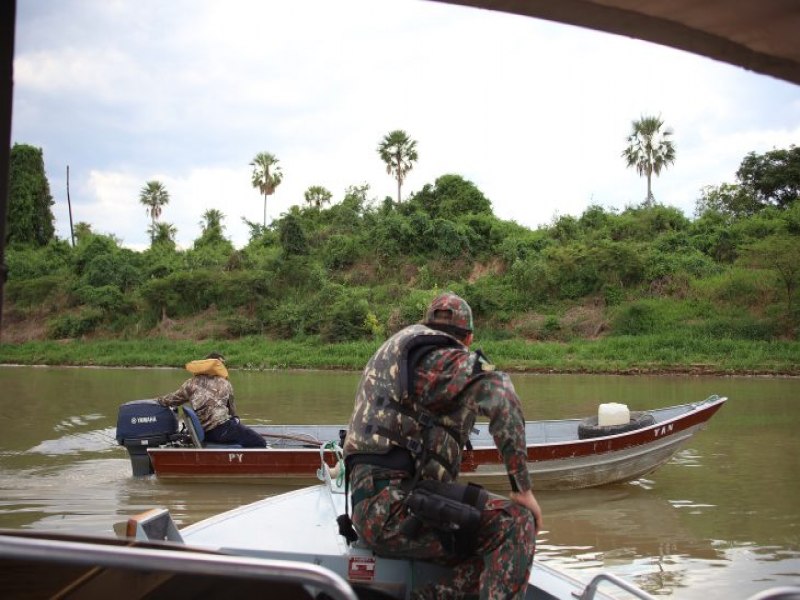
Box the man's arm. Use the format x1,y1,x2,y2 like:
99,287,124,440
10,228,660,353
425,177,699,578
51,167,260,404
466,372,530,490
156,379,193,407
463,371,543,531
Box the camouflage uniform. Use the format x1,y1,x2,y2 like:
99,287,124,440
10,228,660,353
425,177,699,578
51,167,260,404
157,370,266,448
157,374,236,431
344,293,536,600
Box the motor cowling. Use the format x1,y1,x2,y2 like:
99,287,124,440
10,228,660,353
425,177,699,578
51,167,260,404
116,400,179,476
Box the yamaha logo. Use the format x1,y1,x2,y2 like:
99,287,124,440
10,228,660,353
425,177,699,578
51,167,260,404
131,416,158,424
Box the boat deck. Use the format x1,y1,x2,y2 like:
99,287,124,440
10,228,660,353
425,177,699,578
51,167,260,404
179,472,648,600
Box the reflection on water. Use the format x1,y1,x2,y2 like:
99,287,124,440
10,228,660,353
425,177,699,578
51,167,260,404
0,366,798,597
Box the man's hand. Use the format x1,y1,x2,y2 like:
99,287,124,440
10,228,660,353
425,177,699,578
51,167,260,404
510,489,543,534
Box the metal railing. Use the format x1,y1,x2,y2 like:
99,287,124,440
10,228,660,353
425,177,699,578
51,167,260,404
573,572,656,600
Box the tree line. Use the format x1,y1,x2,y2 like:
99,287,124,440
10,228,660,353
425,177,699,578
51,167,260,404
3,126,798,345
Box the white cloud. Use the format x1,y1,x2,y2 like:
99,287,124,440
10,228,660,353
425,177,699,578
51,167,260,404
11,0,800,249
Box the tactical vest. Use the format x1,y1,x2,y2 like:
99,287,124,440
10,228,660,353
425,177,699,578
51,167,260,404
343,324,480,482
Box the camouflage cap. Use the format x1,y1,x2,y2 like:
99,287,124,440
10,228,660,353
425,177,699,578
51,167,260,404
423,292,473,332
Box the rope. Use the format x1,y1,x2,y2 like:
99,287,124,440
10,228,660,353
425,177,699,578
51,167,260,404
321,439,346,488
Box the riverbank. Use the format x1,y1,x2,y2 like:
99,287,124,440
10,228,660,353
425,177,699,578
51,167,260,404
1,334,798,375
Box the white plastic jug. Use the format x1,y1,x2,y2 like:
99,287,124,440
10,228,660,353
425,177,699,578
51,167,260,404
598,402,630,426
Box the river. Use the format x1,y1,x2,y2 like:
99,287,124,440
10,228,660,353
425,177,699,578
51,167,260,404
0,366,798,598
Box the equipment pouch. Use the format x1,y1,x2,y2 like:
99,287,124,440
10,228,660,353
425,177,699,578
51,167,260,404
404,480,487,535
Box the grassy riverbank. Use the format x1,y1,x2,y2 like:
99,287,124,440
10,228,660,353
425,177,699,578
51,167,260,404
1,334,798,375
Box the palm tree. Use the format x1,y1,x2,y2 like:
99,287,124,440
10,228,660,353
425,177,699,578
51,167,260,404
139,181,170,239
304,185,333,208
200,209,225,234
377,130,418,203
148,221,177,249
195,209,231,251
250,152,283,227
622,115,676,205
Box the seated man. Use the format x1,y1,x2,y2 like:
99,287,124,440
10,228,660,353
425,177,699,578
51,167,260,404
156,352,266,448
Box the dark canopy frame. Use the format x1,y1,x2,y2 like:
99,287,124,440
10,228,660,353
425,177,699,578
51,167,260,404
431,0,800,86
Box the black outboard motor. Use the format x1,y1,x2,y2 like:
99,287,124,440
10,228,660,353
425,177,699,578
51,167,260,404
116,400,180,476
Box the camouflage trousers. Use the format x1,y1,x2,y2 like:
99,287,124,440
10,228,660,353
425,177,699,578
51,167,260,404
351,472,536,600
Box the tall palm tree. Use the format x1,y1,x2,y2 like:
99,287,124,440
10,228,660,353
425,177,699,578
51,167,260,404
304,185,333,208
622,115,676,205
250,152,283,227
139,180,170,240
378,130,418,203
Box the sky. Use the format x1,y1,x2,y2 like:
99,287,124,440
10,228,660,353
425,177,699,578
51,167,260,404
11,0,800,251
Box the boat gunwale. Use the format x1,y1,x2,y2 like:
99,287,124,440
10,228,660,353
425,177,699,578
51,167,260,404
146,396,727,456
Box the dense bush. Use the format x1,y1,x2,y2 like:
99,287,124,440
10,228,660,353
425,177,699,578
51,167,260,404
73,284,133,313
6,275,65,307
611,301,662,335
5,240,71,280
4,162,798,343
48,308,104,339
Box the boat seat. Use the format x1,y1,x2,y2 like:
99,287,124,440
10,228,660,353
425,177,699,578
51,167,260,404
179,406,242,449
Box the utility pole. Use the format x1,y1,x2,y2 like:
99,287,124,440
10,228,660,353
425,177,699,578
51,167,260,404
67,165,75,247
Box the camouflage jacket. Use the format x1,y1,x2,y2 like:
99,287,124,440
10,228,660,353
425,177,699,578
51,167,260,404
415,349,532,492
344,324,471,481
156,375,236,431
344,324,531,491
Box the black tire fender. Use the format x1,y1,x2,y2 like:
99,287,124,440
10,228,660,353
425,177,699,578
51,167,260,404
577,410,656,439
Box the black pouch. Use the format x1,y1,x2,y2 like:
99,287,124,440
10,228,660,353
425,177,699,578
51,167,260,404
401,480,488,554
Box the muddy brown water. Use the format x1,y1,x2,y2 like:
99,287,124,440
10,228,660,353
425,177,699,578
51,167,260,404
0,366,798,597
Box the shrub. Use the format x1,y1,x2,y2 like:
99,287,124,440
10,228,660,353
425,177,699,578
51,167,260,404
6,275,64,307
644,248,720,282
323,234,360,270
139,270,218,318
692,268,775,309
431,218,470,259
74,284,132,313
265,301,313,339
5,240,72,280
697,315,779,340
602,284,624,306
509,258,552,307
611,301,660,335
322,297,371,342
48,308,104,339
224,314,263,337
216,271,274,308
82,252,140,289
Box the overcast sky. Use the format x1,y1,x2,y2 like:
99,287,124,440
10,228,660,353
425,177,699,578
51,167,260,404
11,0,800,251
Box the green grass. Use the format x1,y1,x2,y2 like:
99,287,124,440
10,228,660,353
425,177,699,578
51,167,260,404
2,334,798,375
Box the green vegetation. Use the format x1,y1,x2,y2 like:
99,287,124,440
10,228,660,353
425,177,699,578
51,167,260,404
6,144,55,246
378,129,418,203
2,142,799,375
1,335,798,374
250,151,283,228
139,180,170,243
622,115,676,204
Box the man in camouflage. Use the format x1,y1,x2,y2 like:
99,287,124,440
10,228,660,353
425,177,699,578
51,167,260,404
343,293,542,599
156,352,266,448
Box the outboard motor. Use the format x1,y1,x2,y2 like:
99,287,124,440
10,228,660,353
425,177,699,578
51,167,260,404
116,400,180,476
